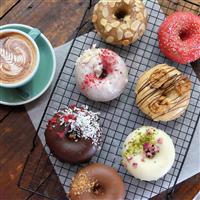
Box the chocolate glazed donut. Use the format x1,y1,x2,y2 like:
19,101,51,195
45,126,97,164
68,163,125,200
45,106,102,164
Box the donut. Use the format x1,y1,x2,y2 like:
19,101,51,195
68,163,125,200
122,126,175,181
92,0,148,46
158,12,200,64
135,64,191,121
75,46,128,102
45,105,102,164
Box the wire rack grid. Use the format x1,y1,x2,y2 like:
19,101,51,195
18,0,200,200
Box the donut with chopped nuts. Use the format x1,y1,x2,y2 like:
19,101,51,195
122,126,175,181
68,163,125,200
75,46,128,102
45,105,102,164
135,64,191,121
92,0,148,46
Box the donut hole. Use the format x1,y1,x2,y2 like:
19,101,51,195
92,182,104,195
179,30,190,41
114,5,130,20
99,68,108,79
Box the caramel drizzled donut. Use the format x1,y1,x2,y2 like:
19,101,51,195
135,64,191,121
68,163,125,200
92,0,148,46
45,105,102,164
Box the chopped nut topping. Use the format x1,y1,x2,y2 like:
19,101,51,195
124,31,134,38
102,7,109,18
106,36,114,43
175,76,191,96
122,39,130,46
112,21,120,28
136,12,144,21
92,14,97,23
117,29,124,40
70,173,96,196
105,24,112,32
120,23,129,30
149,69,169,89
131,20,141,31
123,127,158,158
124,0,130,4
149,96,171,114
109,2,115,7
100,18,107,26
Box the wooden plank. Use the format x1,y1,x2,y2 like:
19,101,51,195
0,0,19,18
0,1,88,199
0,0,88,47
152,173,200,200
0,106,12,121
0,0,199,199
0,106,65,199
0,106,36,199
157,0,200,16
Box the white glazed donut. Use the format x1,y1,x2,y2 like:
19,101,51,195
75,46,128,102
122,126,175,181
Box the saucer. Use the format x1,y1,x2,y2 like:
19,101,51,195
0,24,56,106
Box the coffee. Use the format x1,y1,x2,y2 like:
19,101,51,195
0,31,37,84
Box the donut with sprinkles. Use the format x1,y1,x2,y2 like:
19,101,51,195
158,12,200,64
45,105,102,164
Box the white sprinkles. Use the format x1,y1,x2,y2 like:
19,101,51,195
58,105,101,146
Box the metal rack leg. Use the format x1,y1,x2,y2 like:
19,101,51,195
167,188,175,200
89,0,92,8
24,169,54,200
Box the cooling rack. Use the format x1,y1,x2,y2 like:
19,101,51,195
18,0,200,199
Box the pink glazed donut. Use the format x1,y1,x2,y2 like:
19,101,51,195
158,12,200,64
75,46,128,102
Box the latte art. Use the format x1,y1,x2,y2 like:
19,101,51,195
0,32,37,84
0,48,25,76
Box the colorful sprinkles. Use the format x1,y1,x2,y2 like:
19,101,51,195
122,127,162,165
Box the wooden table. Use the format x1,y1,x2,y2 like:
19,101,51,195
0,1,199,200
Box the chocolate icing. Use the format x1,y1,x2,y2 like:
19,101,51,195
45,106,102,164
68,163,125,200
45,126,97,164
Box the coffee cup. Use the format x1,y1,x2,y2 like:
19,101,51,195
0,28,41,88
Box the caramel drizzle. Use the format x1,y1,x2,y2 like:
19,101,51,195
137,68,176,95
153,96,190,120
137,73,182,107
136,69,177,107
136,68,190,119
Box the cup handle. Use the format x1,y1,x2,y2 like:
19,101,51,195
28,28,41,40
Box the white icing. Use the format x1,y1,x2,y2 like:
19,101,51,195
75,47,128,102
122,126,175,181
76,45,103,78
59,106,101,146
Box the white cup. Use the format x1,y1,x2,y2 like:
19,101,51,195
0,28,40,88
